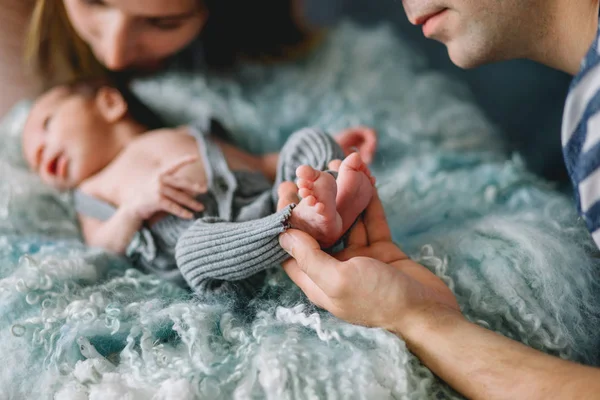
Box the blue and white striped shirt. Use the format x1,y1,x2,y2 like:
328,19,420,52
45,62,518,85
562,18,600,247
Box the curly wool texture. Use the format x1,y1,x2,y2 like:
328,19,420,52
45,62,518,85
0,22,599,399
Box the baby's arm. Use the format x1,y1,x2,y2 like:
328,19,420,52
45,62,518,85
79,209,144,254
78,155,204,254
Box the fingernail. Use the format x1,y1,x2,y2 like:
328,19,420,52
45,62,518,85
279,232,293,254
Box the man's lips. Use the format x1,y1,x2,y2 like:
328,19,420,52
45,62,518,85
414,9,448,25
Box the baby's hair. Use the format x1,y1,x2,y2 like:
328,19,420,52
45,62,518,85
65,78,166,131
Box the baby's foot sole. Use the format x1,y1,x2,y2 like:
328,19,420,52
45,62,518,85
290,166,342,248
336,153,375,233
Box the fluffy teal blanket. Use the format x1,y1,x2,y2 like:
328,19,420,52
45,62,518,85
1,22,599,399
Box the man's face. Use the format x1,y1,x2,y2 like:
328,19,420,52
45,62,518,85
402,0,548,68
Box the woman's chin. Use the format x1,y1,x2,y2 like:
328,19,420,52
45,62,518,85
131,60,166,75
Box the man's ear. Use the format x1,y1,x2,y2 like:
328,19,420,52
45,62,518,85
95,87,128,123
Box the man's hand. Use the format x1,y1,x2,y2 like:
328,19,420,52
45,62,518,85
279,186,459,334
277,184,600,400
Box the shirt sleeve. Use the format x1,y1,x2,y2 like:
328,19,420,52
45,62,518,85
561,19,600,248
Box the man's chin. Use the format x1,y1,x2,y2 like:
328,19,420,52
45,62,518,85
448,54,482,69
447,45,496,70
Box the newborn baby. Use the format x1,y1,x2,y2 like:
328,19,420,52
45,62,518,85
22,80,377,295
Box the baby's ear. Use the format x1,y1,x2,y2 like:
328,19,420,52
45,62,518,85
95,87,128,123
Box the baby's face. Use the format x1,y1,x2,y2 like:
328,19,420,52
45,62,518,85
22,86,112,190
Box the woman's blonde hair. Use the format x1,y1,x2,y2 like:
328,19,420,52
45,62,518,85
25,0,107,89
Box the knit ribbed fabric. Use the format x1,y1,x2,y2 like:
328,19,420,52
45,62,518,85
175,204,295,293
175,127,344,293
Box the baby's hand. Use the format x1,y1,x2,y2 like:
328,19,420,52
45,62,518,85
124,156,206,221
334,126,377,164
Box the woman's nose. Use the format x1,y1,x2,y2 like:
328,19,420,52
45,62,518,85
101,15,135,70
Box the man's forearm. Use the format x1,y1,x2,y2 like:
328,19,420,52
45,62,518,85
401,309,600,400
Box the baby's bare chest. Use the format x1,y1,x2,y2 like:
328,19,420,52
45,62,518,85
87,134,210,206
130,137,207,185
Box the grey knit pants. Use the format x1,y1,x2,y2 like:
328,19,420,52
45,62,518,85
175,128,345,295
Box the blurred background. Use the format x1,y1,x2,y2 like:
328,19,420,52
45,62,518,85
337,0,571,183
0,0,572,183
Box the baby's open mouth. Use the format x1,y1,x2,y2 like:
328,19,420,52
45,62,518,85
47,153,69,179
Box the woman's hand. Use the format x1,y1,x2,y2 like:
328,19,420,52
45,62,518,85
278,185,460,334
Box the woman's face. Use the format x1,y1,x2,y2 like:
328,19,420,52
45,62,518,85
63,0,207,71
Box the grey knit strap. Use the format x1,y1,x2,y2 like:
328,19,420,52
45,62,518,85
175,204,296,292
187,125,238,221
73,190,116,222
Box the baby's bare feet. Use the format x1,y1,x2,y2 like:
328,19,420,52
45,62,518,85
289,165,343,248
335,152,376,233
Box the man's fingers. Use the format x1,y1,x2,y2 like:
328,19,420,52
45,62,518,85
346,216,368,248
277,181,300,211
279,229,343,294
364,189,392,243
282,259,330,309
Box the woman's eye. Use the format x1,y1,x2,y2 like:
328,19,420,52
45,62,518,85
147,19,183,31
81,0,106,6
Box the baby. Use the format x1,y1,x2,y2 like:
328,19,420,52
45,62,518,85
22,80,377,295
